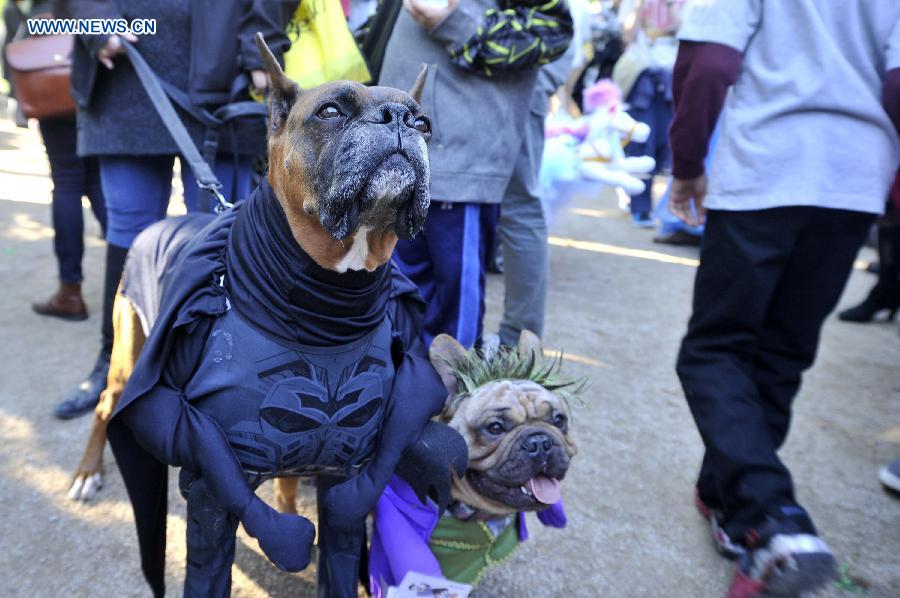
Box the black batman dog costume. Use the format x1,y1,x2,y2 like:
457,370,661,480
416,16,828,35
104,36,467,598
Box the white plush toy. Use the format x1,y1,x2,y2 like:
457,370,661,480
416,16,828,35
576,79,655,196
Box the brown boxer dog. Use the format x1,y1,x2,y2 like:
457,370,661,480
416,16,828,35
68,34,434,503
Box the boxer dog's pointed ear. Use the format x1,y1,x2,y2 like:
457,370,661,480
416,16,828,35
429,334,467,401
518,330,543,361
408,64,429,104
255,32,300,133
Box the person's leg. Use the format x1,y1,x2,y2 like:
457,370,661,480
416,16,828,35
444,203,489,348
33,118,90,319
393,216,437,344
394,202,488,348
623,72,657,222
676,208,804,539
103,155,176,248
55,155,176,419
718,212,869,597
838,217,900,322
84,155,107,236
40,119,87,284
753,209,875,450
499,114,549,345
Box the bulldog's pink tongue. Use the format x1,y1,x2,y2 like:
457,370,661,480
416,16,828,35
526,476,561,504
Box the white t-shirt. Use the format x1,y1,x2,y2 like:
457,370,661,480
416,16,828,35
679,0,900,214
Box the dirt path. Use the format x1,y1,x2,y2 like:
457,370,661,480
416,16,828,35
1,116,897,597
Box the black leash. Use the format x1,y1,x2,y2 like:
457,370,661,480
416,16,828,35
122,40,266,213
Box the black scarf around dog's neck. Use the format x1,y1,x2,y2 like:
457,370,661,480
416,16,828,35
226,179,390,347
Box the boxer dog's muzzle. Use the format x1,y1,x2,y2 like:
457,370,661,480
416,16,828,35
319,99,431,240
256,34,431,246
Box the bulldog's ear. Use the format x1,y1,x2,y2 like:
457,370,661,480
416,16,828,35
518,330,543,361
255,32,300,132
429,334,466,397
408,64,429,104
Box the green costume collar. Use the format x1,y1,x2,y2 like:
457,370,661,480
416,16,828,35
428,512,521,585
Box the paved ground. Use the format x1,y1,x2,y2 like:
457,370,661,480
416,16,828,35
0,112,898,597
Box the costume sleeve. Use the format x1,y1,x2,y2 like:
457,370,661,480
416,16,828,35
53,0,121,56
429,0,573,76
677,0,761,53
237,0,294,72
115,319,261,516
669,41,742,179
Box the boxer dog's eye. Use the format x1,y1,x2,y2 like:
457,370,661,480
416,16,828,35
413,116,431,134
484,421,506,436
316,103,342,119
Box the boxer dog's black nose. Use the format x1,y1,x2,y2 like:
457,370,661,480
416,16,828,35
369,102,414,127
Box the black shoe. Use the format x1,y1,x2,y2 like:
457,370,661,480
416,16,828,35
838,283,900,322
653,229,702,246
54,351,110,420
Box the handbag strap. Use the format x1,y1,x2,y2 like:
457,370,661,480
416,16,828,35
122,40,234,213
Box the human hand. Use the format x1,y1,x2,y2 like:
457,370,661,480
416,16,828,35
250,69,269,93
670,175,708,227
403,0,459,31
97,33,138,70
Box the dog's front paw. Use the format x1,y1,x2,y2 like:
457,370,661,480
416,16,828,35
68,471,103,501
241,497,315,572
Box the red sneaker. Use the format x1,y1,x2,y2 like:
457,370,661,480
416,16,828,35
726,514,836,598
694,487,745,559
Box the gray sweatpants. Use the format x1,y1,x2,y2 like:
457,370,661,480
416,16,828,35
498,109,549,346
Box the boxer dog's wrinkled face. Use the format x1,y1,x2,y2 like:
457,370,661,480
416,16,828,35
254,34,431,271
429,332,581,516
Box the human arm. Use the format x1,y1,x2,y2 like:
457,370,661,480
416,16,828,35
406,0,574,76
53,0,135,68
238,0,295,91
668,0,759,225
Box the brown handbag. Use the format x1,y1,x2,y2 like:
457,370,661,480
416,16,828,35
5,33,76,119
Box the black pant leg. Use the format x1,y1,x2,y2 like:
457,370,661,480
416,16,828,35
182,476,239,598
316,475,366,598
677,208,803,537
752,208,875,449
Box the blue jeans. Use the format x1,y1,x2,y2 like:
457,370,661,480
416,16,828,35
100,154,253,248
624,69,673,217
39,118,106,283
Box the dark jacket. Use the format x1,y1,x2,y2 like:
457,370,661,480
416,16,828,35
55,0,292,156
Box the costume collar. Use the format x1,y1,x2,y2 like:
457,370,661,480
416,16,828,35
225,179,391,347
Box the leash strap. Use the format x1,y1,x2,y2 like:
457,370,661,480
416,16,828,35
122,40,233,213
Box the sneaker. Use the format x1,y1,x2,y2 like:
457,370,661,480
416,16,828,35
54,350,110,420
653,229,702,246
632,213,655,228
694,487,745,559
879,458,900,493
727,511,836,598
